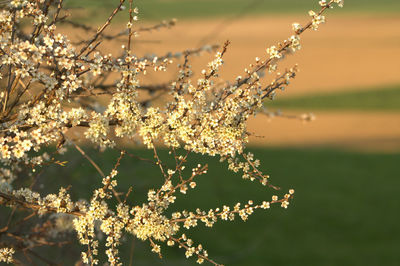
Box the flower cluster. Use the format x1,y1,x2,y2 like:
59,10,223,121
0,247,14,264
0,0,343,265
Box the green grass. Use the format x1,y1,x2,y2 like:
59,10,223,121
267,85,400,111
63,0,400,22
34,146,400,265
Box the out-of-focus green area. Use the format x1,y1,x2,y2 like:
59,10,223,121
35,147,399,265
267,85,400,111
63,0,400,22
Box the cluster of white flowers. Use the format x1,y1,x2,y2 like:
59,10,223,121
0,247,14,264
319,0,344,8
309,10,326,30
0,0,343,265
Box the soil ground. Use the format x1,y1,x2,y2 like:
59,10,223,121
247,111,400,152
127,14,400,95
61,14,400,95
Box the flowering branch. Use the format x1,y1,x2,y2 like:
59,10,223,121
0,0,343,264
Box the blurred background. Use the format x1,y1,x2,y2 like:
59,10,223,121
50,0,400,265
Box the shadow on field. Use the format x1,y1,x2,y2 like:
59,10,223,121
34,147,400,266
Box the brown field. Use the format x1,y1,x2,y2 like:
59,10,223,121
62,14,400,95
60,14,400,152
247,112,400,152
130,14,400,95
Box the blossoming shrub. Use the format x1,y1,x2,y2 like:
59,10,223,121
0,0,343,265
